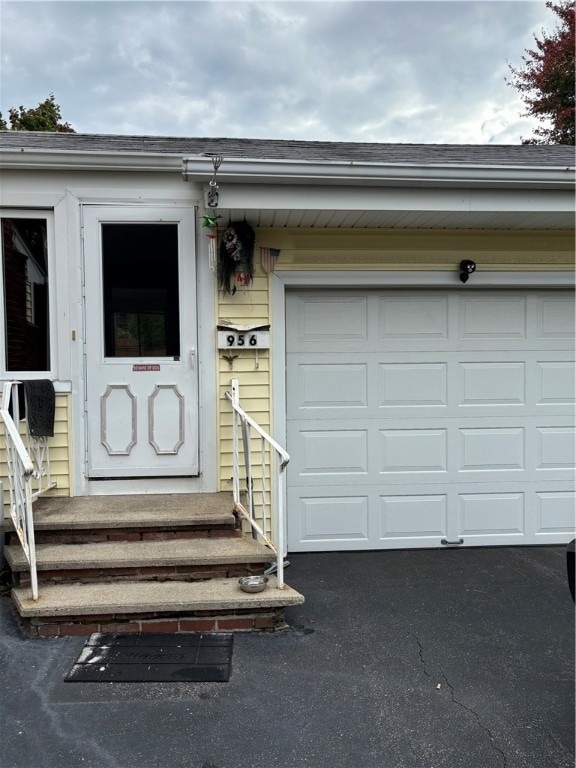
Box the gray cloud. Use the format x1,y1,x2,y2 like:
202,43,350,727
0,1,555,143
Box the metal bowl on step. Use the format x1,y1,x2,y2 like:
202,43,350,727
238,575,269,593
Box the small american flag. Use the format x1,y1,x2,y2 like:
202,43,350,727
260,247,281,274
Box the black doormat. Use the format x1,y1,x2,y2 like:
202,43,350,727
65,633,233,683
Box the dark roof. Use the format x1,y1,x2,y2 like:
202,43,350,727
0,131,574,168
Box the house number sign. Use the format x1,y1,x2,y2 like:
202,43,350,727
217,330,270,349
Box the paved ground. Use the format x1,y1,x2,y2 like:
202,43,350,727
0,546,573,768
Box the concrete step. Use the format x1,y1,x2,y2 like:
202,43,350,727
27,493,235,529
4,492,241,545
5,536,274,572
12,576,305,636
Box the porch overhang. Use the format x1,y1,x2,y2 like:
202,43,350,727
183,156,575,230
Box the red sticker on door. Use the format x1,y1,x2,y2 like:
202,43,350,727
132,364,161,372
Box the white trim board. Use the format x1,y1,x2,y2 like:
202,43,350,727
275,270,575,289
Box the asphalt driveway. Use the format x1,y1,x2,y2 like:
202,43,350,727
0,546,574,768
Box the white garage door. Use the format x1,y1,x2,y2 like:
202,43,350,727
286,289,575,551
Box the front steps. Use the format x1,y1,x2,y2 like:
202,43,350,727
3,493,304,637
7,538,277,585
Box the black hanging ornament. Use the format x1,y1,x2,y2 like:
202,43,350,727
218,221,255,294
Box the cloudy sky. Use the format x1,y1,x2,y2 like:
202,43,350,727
0,0,557,144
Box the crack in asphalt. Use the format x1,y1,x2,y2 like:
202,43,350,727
412,634,508,768
439,670,508,768
413,634,432,679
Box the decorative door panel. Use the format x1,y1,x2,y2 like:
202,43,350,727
83,206,199,478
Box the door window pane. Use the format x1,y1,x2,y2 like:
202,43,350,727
2,218,50,371
102,224,180,358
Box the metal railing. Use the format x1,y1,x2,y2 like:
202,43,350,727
0,381,56,600
225,379,290,589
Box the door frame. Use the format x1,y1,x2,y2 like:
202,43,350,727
77,201,218,496
271,270,575,548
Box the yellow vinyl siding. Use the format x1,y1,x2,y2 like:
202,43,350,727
216,241,271,493
256,229,574,271
1,392,72,512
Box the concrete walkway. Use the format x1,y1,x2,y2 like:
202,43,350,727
1,546,574,768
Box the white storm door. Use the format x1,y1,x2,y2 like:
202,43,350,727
83,206,199,478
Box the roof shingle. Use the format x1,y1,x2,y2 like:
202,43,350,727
1,131,573,168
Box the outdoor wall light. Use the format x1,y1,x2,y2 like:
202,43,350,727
459,260,477,283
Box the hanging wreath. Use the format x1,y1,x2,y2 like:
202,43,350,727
218,221,255,295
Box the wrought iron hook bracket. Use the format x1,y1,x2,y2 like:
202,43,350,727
206,154,223,208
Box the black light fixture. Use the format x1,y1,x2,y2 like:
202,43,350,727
459,260,476,283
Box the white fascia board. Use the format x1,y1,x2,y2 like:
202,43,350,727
214,183,575,214
183,157,575,189
0,148,182,172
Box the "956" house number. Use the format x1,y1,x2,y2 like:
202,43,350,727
217,330,270,349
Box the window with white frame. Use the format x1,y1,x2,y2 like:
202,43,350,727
1,212,53,374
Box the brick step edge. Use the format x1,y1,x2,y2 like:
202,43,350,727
15,562,267,587
22,607,289,637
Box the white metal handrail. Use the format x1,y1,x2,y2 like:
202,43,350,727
0,381,56,601
225,379,290,589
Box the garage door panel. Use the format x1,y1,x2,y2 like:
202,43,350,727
458,362,526,405
286,289,575,551
536,362,575,404
535,492,576,535
380,494,448,539
536,427,575,469
296,363,368,409
458,493,526,536
459,296,527,339
537,296,575,338
290,353,573,419
379,363,448,407
292,493,370,547
459,428,525,471
295,294,368,341
380,429,448,473
378,295,449,339
290,418,571,478
297,429,369,476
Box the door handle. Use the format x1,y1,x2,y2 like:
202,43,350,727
441,538,464,546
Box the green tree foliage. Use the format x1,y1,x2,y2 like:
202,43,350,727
0,93,75,132
508,1,575,144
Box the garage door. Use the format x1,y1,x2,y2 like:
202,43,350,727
286,289,575,551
